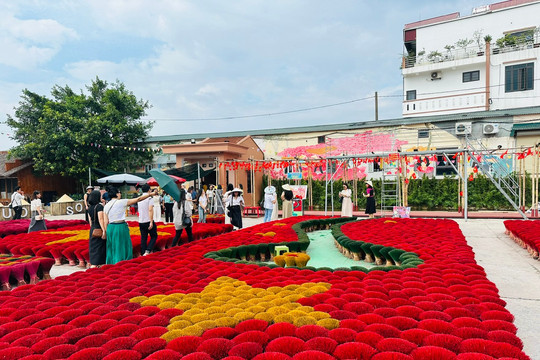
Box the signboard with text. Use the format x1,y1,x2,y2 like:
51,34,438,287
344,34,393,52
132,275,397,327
287,172,303,180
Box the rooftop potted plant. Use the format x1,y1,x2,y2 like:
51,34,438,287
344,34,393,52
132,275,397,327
455,38,474,58
427,50,442,63
473,29,485,55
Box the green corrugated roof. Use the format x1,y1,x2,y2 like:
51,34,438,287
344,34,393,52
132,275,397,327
510,122,540,136
146,106,540,143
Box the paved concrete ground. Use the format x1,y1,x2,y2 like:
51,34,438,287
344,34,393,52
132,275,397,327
46,213,540,359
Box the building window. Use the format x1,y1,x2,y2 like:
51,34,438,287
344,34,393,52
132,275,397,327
436,150,458,176
372,157,381,172
406,90,416,100
246,170,252,193
317,136,325,144
463,71,480,82
505,63,534,92
0,178,18,200
418,129,430,139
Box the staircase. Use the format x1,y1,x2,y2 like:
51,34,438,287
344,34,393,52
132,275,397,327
465,137,527,219
380,160,401,217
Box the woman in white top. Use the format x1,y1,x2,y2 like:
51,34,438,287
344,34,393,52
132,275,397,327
103,186,156,265
206,185,214,214
223,184,234,224
339,183,353,217
28,191,46,233
152,190,162,223
263,185,277,223
197,188,208,223
227,188,245,229
172,188,194,245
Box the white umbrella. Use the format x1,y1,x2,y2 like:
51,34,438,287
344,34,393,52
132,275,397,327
97,173,145,185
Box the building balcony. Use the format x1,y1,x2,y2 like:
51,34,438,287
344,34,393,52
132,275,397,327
403,91,487,117
402,42,539,73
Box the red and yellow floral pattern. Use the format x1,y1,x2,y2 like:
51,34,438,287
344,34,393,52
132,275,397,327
0,217,530,360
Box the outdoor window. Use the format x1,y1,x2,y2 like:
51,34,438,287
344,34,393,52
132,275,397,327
246,170,252,193
372,157,381,172
436,150,458,176
318,136,326,144
0,178,18,199
406,90,417,100
418,129,430,139
463,71,480,82
505,63,534,92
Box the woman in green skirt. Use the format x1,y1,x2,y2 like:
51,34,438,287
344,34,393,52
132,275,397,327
103,186,157,265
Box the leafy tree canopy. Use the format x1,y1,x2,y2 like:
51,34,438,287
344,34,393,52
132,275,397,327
6,78,154,181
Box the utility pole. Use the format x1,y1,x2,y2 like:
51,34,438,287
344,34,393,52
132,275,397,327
374,91,379,121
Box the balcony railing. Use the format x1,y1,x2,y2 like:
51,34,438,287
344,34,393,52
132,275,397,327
403,91,487,116
403,42,539,69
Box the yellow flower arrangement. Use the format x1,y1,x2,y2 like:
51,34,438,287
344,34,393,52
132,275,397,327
273,252,311,268
131,276,332,341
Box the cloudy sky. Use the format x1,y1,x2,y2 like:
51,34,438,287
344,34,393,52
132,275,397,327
0,0,480,150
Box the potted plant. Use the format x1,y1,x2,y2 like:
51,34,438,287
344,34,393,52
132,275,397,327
417,49,426,63
455,38,474,58
473,29,484,55
444,44,454,60
483,35,492,55
427,50,442,62
534,26,540,47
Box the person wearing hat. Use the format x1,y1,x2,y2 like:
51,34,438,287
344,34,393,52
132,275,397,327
280,184,294,219
363,180,376,218
263,185,277,223
84,185,94,223
226,187,244,229
339,183,353,217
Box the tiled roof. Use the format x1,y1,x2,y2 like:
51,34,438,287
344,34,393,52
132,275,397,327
510,122,540,136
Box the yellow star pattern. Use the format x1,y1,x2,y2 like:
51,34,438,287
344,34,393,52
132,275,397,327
45,227,170,245
130,276,337,341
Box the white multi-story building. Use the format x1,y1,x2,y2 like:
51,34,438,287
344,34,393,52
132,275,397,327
402,0,540,117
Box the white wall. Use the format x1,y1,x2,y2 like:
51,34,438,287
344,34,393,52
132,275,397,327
403,2,540,116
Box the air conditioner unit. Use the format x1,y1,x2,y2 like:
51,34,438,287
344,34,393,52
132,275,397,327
455,122,472,136
430,71,441,80
483,123,499,135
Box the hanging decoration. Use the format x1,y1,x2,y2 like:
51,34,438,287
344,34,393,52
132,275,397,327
89,142,162,153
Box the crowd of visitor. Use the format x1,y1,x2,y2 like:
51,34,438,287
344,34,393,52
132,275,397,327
8,179,375,268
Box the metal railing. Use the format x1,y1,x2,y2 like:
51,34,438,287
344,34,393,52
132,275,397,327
465,137,526,219
403,41,538,69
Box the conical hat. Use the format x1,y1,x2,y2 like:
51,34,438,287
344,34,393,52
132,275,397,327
56,194,74,203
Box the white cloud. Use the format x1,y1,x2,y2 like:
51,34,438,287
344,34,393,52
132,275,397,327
3,0,473,150
0,10,77,69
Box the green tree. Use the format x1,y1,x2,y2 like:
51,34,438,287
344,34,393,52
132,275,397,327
6,78,154,182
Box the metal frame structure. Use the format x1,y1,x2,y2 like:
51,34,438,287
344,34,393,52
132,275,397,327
323,148,528,221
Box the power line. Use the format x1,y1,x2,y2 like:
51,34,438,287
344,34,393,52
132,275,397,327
143,96,376,122
2,78,539,124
